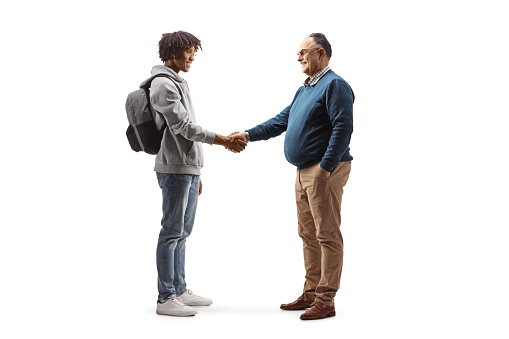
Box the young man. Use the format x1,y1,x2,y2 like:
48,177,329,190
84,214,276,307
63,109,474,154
230,33,354,320
143,31,246,317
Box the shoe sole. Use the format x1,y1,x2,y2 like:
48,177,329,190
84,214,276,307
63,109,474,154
300,312,336,320
183,301,213,306
156,310,197,317
279,305,311,311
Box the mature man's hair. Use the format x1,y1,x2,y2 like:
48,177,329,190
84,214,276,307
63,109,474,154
158,31,202,62
309,33,332,59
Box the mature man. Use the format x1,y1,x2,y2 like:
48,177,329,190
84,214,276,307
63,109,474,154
231,33,354,320
145,31,246,317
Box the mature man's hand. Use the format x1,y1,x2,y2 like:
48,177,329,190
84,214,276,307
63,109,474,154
229,131,249,143
225,131,249,153
224,136,247,153
321,167,331,178
213,134,247,153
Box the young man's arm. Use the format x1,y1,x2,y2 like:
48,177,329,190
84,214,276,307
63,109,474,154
150,79,215,144
151,79,245,151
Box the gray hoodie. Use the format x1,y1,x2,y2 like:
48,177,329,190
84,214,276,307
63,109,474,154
141,65,216,175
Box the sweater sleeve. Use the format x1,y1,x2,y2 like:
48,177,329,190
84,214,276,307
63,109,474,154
246,87,303,141
150,79,216,145
320,79,354,172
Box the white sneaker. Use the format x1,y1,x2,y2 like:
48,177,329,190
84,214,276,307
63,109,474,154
178,290,213,306
156,296,198,316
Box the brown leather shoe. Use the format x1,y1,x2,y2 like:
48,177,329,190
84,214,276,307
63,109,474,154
300,302,336,320
280,294,314,310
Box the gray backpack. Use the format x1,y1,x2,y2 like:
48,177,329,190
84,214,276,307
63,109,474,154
125,74,170,155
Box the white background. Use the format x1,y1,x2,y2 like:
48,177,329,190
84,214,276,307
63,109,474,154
1,0,508,338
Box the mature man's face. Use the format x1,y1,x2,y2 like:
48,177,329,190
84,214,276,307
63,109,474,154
297,37,322,78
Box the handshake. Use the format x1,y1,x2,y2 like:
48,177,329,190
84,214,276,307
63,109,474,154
215,131,249,153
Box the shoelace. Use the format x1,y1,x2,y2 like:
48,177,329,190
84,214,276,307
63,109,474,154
169,296,186,307
184,289,205,301
291,294,308,304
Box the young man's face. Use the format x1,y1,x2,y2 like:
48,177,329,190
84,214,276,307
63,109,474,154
167,46,195,73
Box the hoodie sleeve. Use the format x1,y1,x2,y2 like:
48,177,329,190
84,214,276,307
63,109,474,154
150,78,216,145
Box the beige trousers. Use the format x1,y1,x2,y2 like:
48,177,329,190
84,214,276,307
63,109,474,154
295,161,351,306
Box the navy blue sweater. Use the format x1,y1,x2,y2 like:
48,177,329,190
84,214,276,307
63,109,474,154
247,70,354,172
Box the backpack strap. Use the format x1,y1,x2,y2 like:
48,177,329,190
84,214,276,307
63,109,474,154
143,74,173,131
141,74,172,103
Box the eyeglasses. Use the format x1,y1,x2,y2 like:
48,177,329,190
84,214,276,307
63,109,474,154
297,48,320,56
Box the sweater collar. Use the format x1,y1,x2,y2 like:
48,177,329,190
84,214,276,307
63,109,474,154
304,65,331,87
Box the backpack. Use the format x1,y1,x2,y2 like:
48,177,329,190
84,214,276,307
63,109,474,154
125,74,170,155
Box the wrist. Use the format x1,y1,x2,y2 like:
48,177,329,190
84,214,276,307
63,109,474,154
320,161,333,173
213,134,227,146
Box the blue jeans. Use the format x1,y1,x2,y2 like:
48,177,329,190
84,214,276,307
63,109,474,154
156,172,200,302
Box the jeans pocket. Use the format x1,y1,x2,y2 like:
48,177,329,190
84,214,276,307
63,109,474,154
156,172,165,188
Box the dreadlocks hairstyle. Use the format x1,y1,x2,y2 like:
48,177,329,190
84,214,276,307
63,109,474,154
158,31,202,62
309,33,332,59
